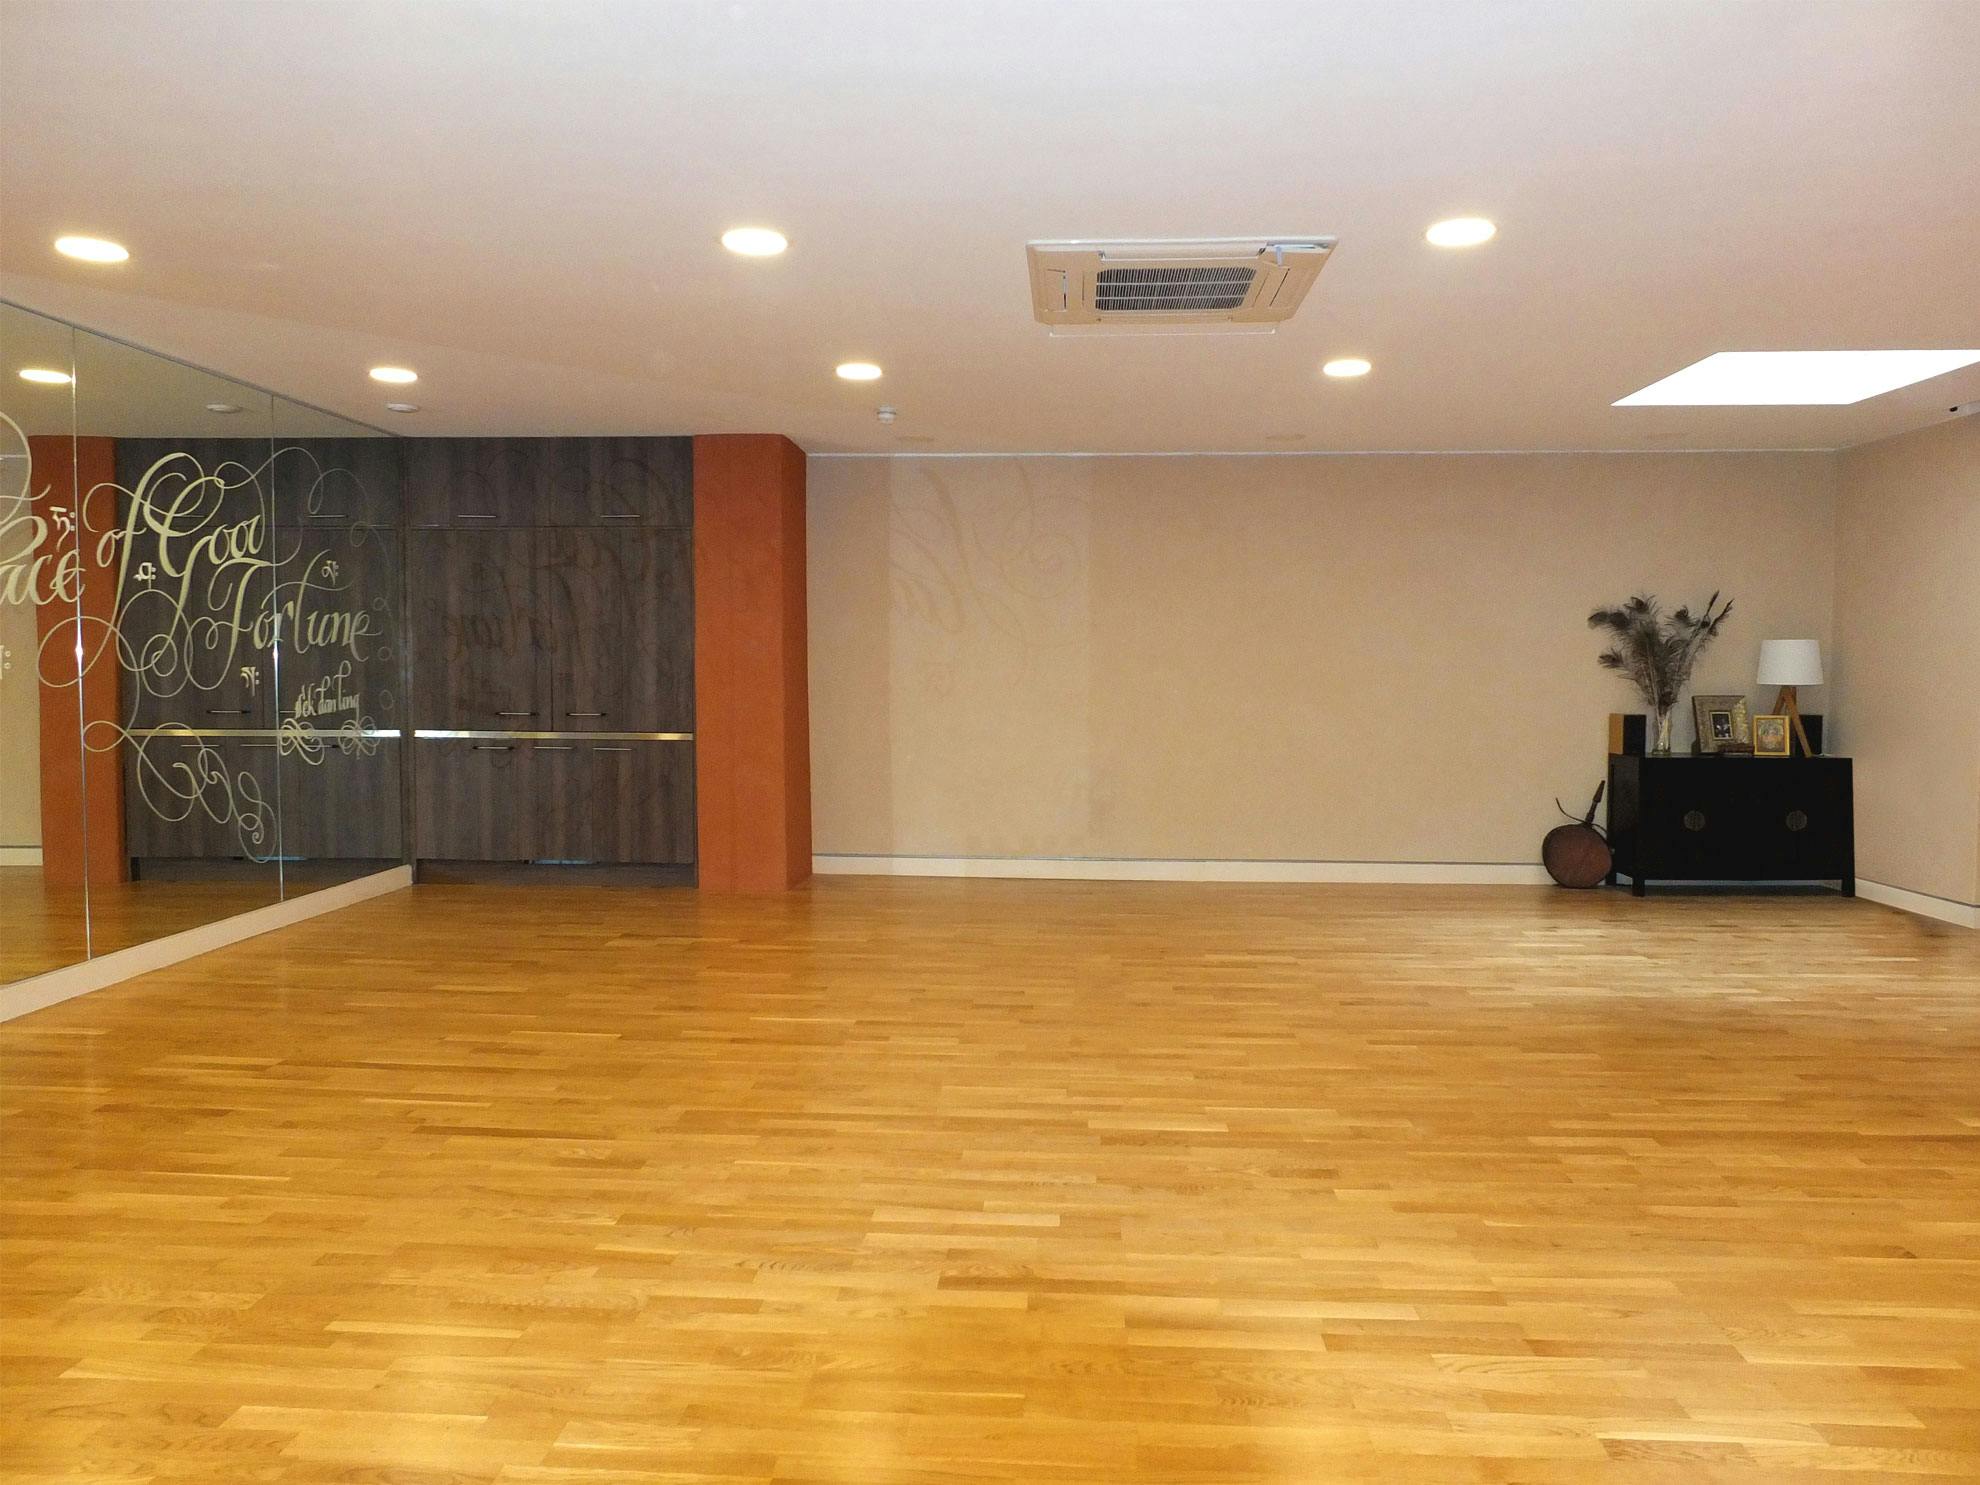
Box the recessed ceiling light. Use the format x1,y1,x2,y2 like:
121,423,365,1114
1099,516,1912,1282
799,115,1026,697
54,234,129,263
722,227,788,257
1614,350,1980,406
205,402,242,414
1322,357,1371,379
1426,217,1496,248
836,361,883,382
18,367,73,385
384,402,420,414
369,365,418,385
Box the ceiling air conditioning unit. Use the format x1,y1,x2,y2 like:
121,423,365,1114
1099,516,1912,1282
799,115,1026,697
1027,237,1336,331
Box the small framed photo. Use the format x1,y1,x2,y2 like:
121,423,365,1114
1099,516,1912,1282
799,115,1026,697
1691,694,1750,753
1753,713,1792,757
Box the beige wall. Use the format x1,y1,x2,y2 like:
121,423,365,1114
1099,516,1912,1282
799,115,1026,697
809,452,1837,864
0,592,41,848
1834,416,1980,910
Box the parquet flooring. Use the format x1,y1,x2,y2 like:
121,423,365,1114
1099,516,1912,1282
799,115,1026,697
3,878,1978,1483
0,869,280,984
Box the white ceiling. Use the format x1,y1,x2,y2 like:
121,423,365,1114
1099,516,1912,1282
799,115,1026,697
2,0,1977,453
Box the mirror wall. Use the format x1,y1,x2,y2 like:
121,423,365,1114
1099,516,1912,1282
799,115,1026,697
1,301,406,986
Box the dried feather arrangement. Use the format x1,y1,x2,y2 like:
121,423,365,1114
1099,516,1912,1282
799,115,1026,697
1588,592,1734,750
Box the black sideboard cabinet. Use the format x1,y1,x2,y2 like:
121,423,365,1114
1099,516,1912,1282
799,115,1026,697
1605,754,1854,897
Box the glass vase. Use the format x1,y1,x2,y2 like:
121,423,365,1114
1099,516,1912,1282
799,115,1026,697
1652,708,1673,755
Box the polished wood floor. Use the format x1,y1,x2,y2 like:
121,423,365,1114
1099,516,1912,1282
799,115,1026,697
4,879,1978,1483
0,867,391,983
0,868,281,983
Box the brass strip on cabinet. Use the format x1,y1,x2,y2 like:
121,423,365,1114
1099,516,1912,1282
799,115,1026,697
412,730,694,742
126,728,405,740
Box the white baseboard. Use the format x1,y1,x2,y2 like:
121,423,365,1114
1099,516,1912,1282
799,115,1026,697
1856,879,1979,930
0,865,414,1024
0,846,44,867
813,854,1552,885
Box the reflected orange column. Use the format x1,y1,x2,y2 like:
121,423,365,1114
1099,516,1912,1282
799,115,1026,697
30,434,126,886
692,435,810,890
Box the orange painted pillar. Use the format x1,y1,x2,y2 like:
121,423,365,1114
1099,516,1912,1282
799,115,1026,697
692,434,811,890
30,435,126,886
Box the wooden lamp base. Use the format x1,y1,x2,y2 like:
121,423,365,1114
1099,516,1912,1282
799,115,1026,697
1772,685,1817,757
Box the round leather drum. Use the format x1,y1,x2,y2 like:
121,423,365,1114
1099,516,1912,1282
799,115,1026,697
1543,822,1612,889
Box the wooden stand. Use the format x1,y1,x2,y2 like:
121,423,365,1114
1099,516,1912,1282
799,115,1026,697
1772,685,1816,757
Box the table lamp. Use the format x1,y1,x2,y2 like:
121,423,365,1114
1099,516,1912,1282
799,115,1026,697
1757,639,1822,756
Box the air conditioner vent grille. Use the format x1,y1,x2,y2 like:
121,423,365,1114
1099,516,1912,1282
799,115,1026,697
1028,237,1335,330
1093,265,1257,313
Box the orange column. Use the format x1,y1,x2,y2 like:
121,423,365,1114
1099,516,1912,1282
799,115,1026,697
30,434,126,886
692,434,811,890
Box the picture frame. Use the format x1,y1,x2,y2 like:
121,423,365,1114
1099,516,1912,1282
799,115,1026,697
1691,693,1750,753
1752,713,1791,757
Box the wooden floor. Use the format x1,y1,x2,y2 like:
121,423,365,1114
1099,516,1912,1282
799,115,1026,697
3,879,1978,1483
0,868,381,984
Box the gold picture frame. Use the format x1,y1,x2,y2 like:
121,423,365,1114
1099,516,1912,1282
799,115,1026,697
1753,713,1792,757
1692,694,1750,753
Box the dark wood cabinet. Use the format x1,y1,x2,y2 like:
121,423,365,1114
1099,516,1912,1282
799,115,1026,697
414,739,533,860
532,741,695,864
1606,754,1854,896
403,436,696,869
271,437,401,528
538,528,693,730
274,525,401,724
405,438,551,527
279,739,404,860
123,736,282,861
409,528,546,728
547,436,693,527
111,449,276,731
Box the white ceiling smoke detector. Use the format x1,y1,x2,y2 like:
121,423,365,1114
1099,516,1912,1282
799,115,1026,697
1027,237,1335,331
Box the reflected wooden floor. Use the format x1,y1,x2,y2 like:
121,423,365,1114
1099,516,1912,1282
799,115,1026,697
0,868,281,982
3,879,1978,1483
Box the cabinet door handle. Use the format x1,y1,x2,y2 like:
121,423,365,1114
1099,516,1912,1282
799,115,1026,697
568,710,606,718
532,744,573,751
306,511,347,521
591,745,631,753
472,744,514,752
1683,810,1707,832
206,708,251,716
601,513,640,521
495,710,536,717
458,512,498,520
1786,809,1809,832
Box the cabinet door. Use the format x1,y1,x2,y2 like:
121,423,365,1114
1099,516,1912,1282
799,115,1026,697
545,437,692,527
1639,768,1738,879
414,740,533,860
111,471,276,730
275,524,401,732
539,528,692,731
278,737,404,862
271,437,401,529
124,736,282,861
409,529,545,728
533,741,695,864
404,438,547,527
1738,764,1851,879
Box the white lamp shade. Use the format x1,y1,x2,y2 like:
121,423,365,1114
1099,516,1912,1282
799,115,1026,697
1757,638,1823,687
